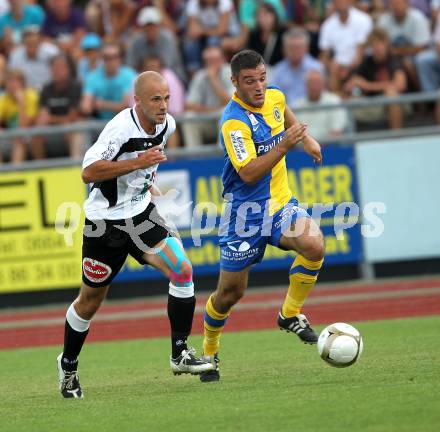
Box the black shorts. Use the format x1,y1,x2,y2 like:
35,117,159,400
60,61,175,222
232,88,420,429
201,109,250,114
82,202,170,287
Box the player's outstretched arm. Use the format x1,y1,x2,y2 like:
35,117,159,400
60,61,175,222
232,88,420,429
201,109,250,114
82,148,167,184
285,106,322,165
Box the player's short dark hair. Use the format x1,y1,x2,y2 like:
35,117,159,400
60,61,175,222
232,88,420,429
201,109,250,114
231,50,265,78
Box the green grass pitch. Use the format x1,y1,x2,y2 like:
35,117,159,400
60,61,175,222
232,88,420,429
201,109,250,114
1,316,439,432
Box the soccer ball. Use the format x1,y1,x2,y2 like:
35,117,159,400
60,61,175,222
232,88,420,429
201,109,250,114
317,323,363,368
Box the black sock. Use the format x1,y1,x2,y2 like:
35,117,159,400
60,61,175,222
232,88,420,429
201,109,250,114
62,320,89,368
167,294,196,358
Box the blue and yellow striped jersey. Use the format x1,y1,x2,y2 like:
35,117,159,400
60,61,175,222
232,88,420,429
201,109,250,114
220,86,293,216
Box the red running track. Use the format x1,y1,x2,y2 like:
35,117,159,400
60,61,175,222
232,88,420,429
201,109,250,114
1,278,439,350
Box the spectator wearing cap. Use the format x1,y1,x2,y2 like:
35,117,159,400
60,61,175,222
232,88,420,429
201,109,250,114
81,42,136,120
32,53,83,159
77,32,103,82
8,25,59,91
42,0,87,58
319,0,373,92
126,6,186,83
0,69,39,163
270,28,324,106
0,0,45,52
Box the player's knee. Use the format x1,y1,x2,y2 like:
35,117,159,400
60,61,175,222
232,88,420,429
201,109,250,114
222,284,245,308
179,260,193,280
170,259,193,285
303,237,325,262
77,291,105,318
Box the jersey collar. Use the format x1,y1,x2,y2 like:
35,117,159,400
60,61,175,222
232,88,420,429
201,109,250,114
232,92,265,113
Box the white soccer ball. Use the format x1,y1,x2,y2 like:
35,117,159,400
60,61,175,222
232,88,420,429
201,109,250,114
317,323,363,368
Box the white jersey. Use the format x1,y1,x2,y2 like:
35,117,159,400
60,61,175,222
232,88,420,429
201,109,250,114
83,108,176,220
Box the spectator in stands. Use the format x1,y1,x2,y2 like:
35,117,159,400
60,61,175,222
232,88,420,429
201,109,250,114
81,42,136,120
85,0,135,46
182,45,233,147
239,0,287,31
433,0,440,19
183,0,236,74
245,2,286,67
8,25,59,91
126,6,186,83
132,0,185,35
295,69,348,141
32,53,83,159
0,0,45,53
0,69,39,163
77,32,103,82
415,15,440,93
319,0,373,92
42,0,87,58
0,0,9,16
377,0,430,90
270,28,324,107
344,28,407,129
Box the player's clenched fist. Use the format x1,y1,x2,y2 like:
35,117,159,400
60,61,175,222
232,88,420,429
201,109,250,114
137,147,167,168
280,123,307,150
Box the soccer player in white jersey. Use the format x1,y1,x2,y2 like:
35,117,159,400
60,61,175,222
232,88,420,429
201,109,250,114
57,71,213,399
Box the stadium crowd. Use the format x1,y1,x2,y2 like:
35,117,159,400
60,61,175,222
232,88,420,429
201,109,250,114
0,0,439,163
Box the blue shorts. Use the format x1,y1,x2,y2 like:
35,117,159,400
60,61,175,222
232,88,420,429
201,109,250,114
219,197,310,272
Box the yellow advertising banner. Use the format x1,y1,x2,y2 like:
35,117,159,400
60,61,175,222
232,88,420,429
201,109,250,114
0,167,85,293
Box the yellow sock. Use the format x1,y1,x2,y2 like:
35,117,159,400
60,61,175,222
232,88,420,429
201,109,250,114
203,295,230,356
281,255,324,318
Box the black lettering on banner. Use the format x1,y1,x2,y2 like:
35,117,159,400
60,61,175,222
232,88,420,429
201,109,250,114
0,180,30,232
38,179,56,228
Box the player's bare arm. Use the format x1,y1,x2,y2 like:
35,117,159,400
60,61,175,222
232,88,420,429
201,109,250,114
284,105,323,165
82,147,167,184
238,123,307,184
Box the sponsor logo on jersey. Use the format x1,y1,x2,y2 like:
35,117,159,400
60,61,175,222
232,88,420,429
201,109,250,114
82,258,112,283
227,240,251,252
273,106,282,122
256,133,284,155
230,130,248,162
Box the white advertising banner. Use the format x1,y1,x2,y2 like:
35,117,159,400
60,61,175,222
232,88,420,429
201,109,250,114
356,135,440,262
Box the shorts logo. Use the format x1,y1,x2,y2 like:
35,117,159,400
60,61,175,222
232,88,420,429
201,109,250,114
229,130,248,162
227,241,250,252
273,106,282,122
82,258,112,283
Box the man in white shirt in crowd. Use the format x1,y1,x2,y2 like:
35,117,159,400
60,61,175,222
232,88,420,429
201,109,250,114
319,0,372,92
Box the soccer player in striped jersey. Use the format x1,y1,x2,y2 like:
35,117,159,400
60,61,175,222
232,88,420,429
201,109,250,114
200,50,325,382
57,71,213,398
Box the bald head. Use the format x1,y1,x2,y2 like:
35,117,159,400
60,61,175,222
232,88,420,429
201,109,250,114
134,71,170,130
134,71,167,97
